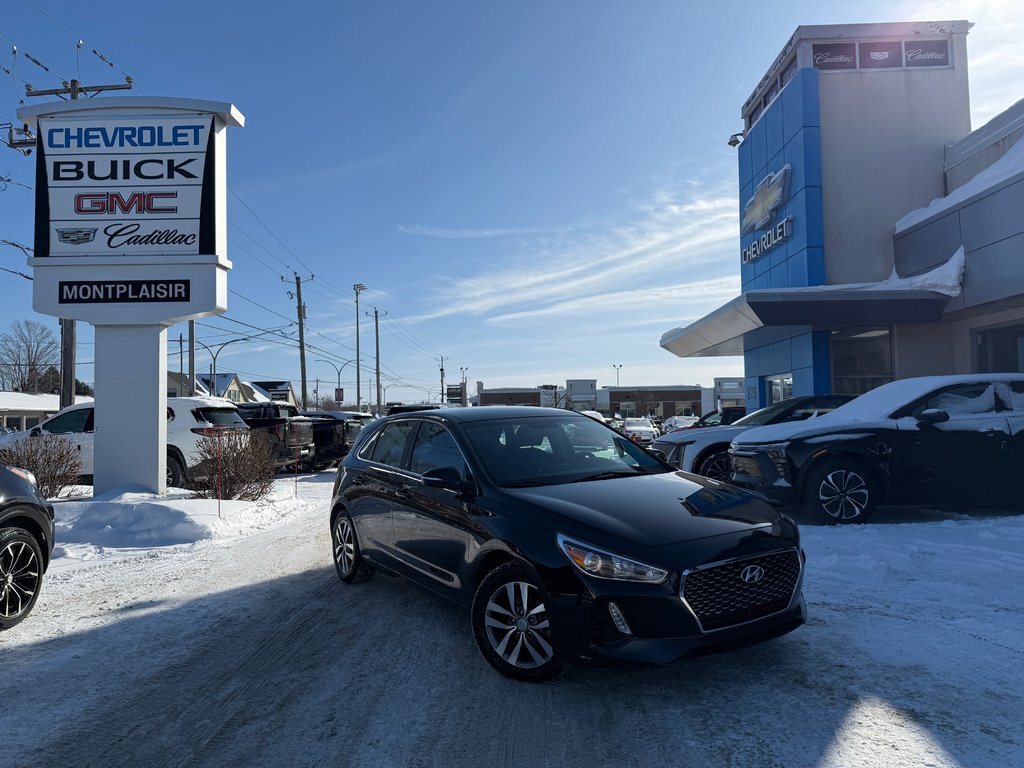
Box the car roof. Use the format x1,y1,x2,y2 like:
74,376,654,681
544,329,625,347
378,406,585,423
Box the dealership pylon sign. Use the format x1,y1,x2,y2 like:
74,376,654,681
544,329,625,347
17,97,244,493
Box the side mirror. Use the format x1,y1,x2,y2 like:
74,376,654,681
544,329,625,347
917,408,949,426
648,448,667,461
30,426,42,437
422,466,473,493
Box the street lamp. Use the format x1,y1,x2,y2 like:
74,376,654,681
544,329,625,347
354,283,367,412
317,358,354,404
195,337,254,395
613,364,623,387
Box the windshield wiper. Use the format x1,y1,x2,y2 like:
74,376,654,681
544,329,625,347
569,470,642,483
502,479,555,488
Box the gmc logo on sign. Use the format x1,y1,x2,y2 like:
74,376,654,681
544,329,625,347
74,191,179,215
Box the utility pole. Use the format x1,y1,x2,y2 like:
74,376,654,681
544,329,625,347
288,273,310,409
22,77,133,409
439,356,445,404
373,308,382,416
354,283,366,411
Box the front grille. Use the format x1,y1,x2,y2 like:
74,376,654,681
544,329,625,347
681,550,801,632
730,455,762,478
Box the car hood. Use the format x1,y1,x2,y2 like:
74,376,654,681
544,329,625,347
0,430,29,447
502,471,782,549
732,417,891,446
655,424,749,446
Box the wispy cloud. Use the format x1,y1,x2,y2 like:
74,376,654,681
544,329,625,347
486,276,739,324
412,176,739,323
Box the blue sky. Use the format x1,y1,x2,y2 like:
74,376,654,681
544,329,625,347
2,0,1022,406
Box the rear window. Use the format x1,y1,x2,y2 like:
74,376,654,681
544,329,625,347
195,408,247,427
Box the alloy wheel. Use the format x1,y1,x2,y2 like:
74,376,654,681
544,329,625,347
483,580,554,669
819,469,871,520
0,539,40,619
333,517,355,576
702,454,731,480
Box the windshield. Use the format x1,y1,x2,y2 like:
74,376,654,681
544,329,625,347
461,415,668,487
733,400,794,426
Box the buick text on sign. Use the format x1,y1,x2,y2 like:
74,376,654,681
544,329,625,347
41,116,213,258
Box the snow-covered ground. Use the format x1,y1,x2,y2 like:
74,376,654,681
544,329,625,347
2,474,1022,767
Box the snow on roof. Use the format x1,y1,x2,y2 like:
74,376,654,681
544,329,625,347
736,372,1024,443
776,246,964,297
895,134,1024,234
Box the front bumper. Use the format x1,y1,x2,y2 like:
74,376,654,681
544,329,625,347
544,548,806,667
728,450,798,507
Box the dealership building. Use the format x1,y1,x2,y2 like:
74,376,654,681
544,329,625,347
661,20,1024,409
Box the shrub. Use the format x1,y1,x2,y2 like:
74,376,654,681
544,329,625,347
0,434,82,499
188,429,276,501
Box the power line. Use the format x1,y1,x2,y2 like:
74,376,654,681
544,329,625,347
22,0,143,92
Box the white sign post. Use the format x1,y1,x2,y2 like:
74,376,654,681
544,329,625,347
17,97,244,494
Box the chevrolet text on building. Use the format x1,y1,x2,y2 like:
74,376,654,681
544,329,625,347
18,97,244,496
740,164,793,263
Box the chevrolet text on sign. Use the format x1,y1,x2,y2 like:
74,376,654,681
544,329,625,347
41,116,213,258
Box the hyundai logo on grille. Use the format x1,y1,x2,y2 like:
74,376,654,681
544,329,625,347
56,228,98,245
740,565,765,584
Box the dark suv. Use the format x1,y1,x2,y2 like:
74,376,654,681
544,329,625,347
729,374,1024,523
0,465,55,631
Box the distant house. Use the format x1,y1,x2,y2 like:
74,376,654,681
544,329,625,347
0,392,93,432
197,373,246,403
250,381,297,405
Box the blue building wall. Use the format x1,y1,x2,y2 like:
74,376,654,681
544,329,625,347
737,68,831,409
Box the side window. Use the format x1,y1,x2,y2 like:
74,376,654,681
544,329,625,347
369,421,415,467
914,383,997,418
409,422,468,478
43,408,92,434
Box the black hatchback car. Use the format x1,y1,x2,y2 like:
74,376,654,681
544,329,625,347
729,374,1024,524
329,406,805,681
0,465,55,631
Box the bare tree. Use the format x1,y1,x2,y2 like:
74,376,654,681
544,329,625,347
0,320,59,393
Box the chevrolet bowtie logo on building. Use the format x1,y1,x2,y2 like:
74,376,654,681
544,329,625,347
56,228,98,245
741,164,791,235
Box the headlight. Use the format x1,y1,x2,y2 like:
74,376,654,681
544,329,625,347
7,466,38,488
763,442,791,479
557,533,668,583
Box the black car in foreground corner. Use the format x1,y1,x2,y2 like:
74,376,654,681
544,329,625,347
329,406,805,681
0,465,55,631
729,374,1024,524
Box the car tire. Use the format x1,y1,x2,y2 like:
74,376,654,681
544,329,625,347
802,459,878,524
471,560,563,682
331,512,375,583
167,455,185,488
697,450,732,481
0,526,44,631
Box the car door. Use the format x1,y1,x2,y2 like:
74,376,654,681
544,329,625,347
996,380,1024,504
347,419,417,564
893,383,1010,505
390,420,473,597
38,406,95,475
